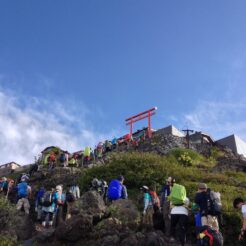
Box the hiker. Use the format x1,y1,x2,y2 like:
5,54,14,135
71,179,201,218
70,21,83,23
35,187,46,221
69,183,80,200
111,137,118,150
96,144,104,164
41,188,56,227
59,152,67,167
141,186,154,226
91,178,108,201
168,183,189,246
84,146,91,166
49,152,56,170
105,140,112,152
233,197,246,241
108,175,128,201
16,178,31,214
0,177,8,194
65,151,69,167
65,185,79,221
195,183,220,231
160,176,175,208
160,177,175,234
53,185,65,226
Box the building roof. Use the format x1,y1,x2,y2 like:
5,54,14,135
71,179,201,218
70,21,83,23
0,162,21,168
216,134,246,157
156,125,184,137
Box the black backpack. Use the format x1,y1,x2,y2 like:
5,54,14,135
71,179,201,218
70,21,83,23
66,191,75,202
207,189,222,216
197,227,223,246
41,192,53,207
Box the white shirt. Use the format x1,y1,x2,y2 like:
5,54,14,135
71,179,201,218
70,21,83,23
171,198,189,216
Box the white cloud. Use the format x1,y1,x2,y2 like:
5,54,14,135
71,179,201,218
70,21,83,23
184,100,246,141
0,89,117,165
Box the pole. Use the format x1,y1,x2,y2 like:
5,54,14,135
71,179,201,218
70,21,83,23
182,129,194,149
148,111,151,138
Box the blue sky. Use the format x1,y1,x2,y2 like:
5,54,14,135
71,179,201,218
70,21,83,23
0,0,246,164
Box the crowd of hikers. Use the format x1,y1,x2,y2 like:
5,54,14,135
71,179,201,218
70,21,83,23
0,172,246,245
36,132,146,170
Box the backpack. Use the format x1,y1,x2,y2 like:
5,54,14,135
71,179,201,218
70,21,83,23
207,190,222,216
66,191,75,202
108,180,122,200
169,184,186,205
197,227,223,246
149,191,160,208
60,153,66,162
37,189,46,205
18,182,28,198
41,192,53,207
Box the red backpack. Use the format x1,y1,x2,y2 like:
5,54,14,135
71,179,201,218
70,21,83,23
149,191,160,208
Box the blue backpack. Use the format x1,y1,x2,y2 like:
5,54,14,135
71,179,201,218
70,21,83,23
108,180,122,200
18,182,28,198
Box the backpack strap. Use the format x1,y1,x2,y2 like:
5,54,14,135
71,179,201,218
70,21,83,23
203,229,213,246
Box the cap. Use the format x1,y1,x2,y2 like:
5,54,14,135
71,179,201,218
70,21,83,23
2,177,7,181
198,183,207,190
142,185,149,190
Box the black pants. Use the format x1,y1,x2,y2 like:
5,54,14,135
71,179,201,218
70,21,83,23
170,214,188,246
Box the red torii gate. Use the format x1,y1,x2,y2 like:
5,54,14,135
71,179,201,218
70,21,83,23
125,107,157,139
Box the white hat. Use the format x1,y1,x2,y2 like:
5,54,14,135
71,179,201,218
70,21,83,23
142,185,149,190
166,177,174,183
56,185,62,191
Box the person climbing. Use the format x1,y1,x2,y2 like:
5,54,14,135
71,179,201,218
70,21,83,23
194,183,220,231
160,176,175,208
65,185,79,221
233,197,246,241
141,186,154,226
35,187,46,222
59,152,67,167
96,144,104,164
108,175,128,201
16,178,31,214
105,140,112,152
84,146,91,166
111,137,118,150
65,151,69,167
168,183,189,246
91,178,108,201
160,177,175,234
69,183,80,200
0,177,8,194
41,188,56,227
53,185,65,226
49,152,56,170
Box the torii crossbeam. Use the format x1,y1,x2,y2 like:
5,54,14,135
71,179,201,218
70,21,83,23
125,107,157,139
